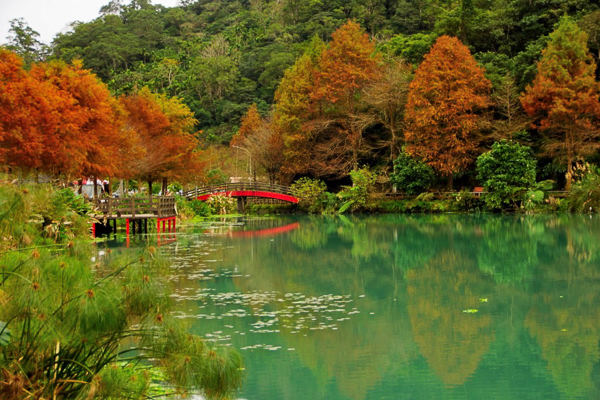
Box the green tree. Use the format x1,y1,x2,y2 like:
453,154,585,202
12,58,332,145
476,139,537,210
390,148,435,195
5,19,47,65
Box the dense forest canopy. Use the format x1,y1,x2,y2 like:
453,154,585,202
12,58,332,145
4,0,600,190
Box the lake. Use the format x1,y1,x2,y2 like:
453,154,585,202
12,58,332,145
137,214,600,399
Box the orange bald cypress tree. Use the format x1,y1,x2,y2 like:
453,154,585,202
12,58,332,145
274,36,324,177
0,50,66,172
0,51,125,179
405,36,491,185
121,88,202,190
29,59,126,178
310,20,381,176
521,17,600,190
231,103,261,147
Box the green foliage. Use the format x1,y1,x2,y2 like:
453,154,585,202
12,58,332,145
567,164,600,213
0,185,243,399
290,177,328,213
338,168,376,213
390,149,435,195
189,199,213,217
476,140,537,210
0,185,89,250
381,33,437,64
0,320,10,346
206,168,229,185
453,190,482,212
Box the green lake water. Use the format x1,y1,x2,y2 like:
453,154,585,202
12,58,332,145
135,214,600,399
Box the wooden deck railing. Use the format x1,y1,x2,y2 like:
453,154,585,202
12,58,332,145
184,183,293,198
93,196,176,218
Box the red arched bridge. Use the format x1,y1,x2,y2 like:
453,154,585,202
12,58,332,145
185,183,298,210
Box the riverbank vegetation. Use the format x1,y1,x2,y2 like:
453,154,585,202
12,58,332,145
0,184,243,399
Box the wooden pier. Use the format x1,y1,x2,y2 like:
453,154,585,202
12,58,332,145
91,196,177,237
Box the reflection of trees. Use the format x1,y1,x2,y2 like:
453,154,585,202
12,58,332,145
160,214,600,399
477,217,544,285
525,283,600,398
407,251,495,386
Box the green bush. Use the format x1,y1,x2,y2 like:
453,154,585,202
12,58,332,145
338,168,376,213
189,198,213,217
290,177,328,213
390,148,435,195
476,140,537,211
453,190,482,212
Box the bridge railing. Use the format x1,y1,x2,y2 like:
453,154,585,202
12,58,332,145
184,183,294,198
94,196,176,218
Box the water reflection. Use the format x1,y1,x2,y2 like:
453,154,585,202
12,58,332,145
157,215,600,400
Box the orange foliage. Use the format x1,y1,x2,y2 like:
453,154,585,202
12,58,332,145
0,49,58,171
29,59,126,178
230,103,261,147
0,51,125,177
274,21,381,178
520,18,600,189
121,87,203,184
405,36,491,177
274,44,322,176
312,20,380,106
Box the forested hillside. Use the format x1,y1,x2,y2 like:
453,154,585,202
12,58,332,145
31,0,599,141
4,0,600,191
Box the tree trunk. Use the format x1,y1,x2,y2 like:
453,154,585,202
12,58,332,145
78,178,83,195
447,175,453,191
93,176,98,199
148,180,153,197
162,177,168,195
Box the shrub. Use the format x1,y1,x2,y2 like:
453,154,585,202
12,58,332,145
476,140,537,210
338,168,376,213
453,190,482,212
567,163,600,213
290,177,328,213
189,199,213,217
390,148,435,195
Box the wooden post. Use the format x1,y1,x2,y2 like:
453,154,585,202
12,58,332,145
131,197,135,218
157,218,161,233
126,219,130,235
92,223,96,238
162,219,166,232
